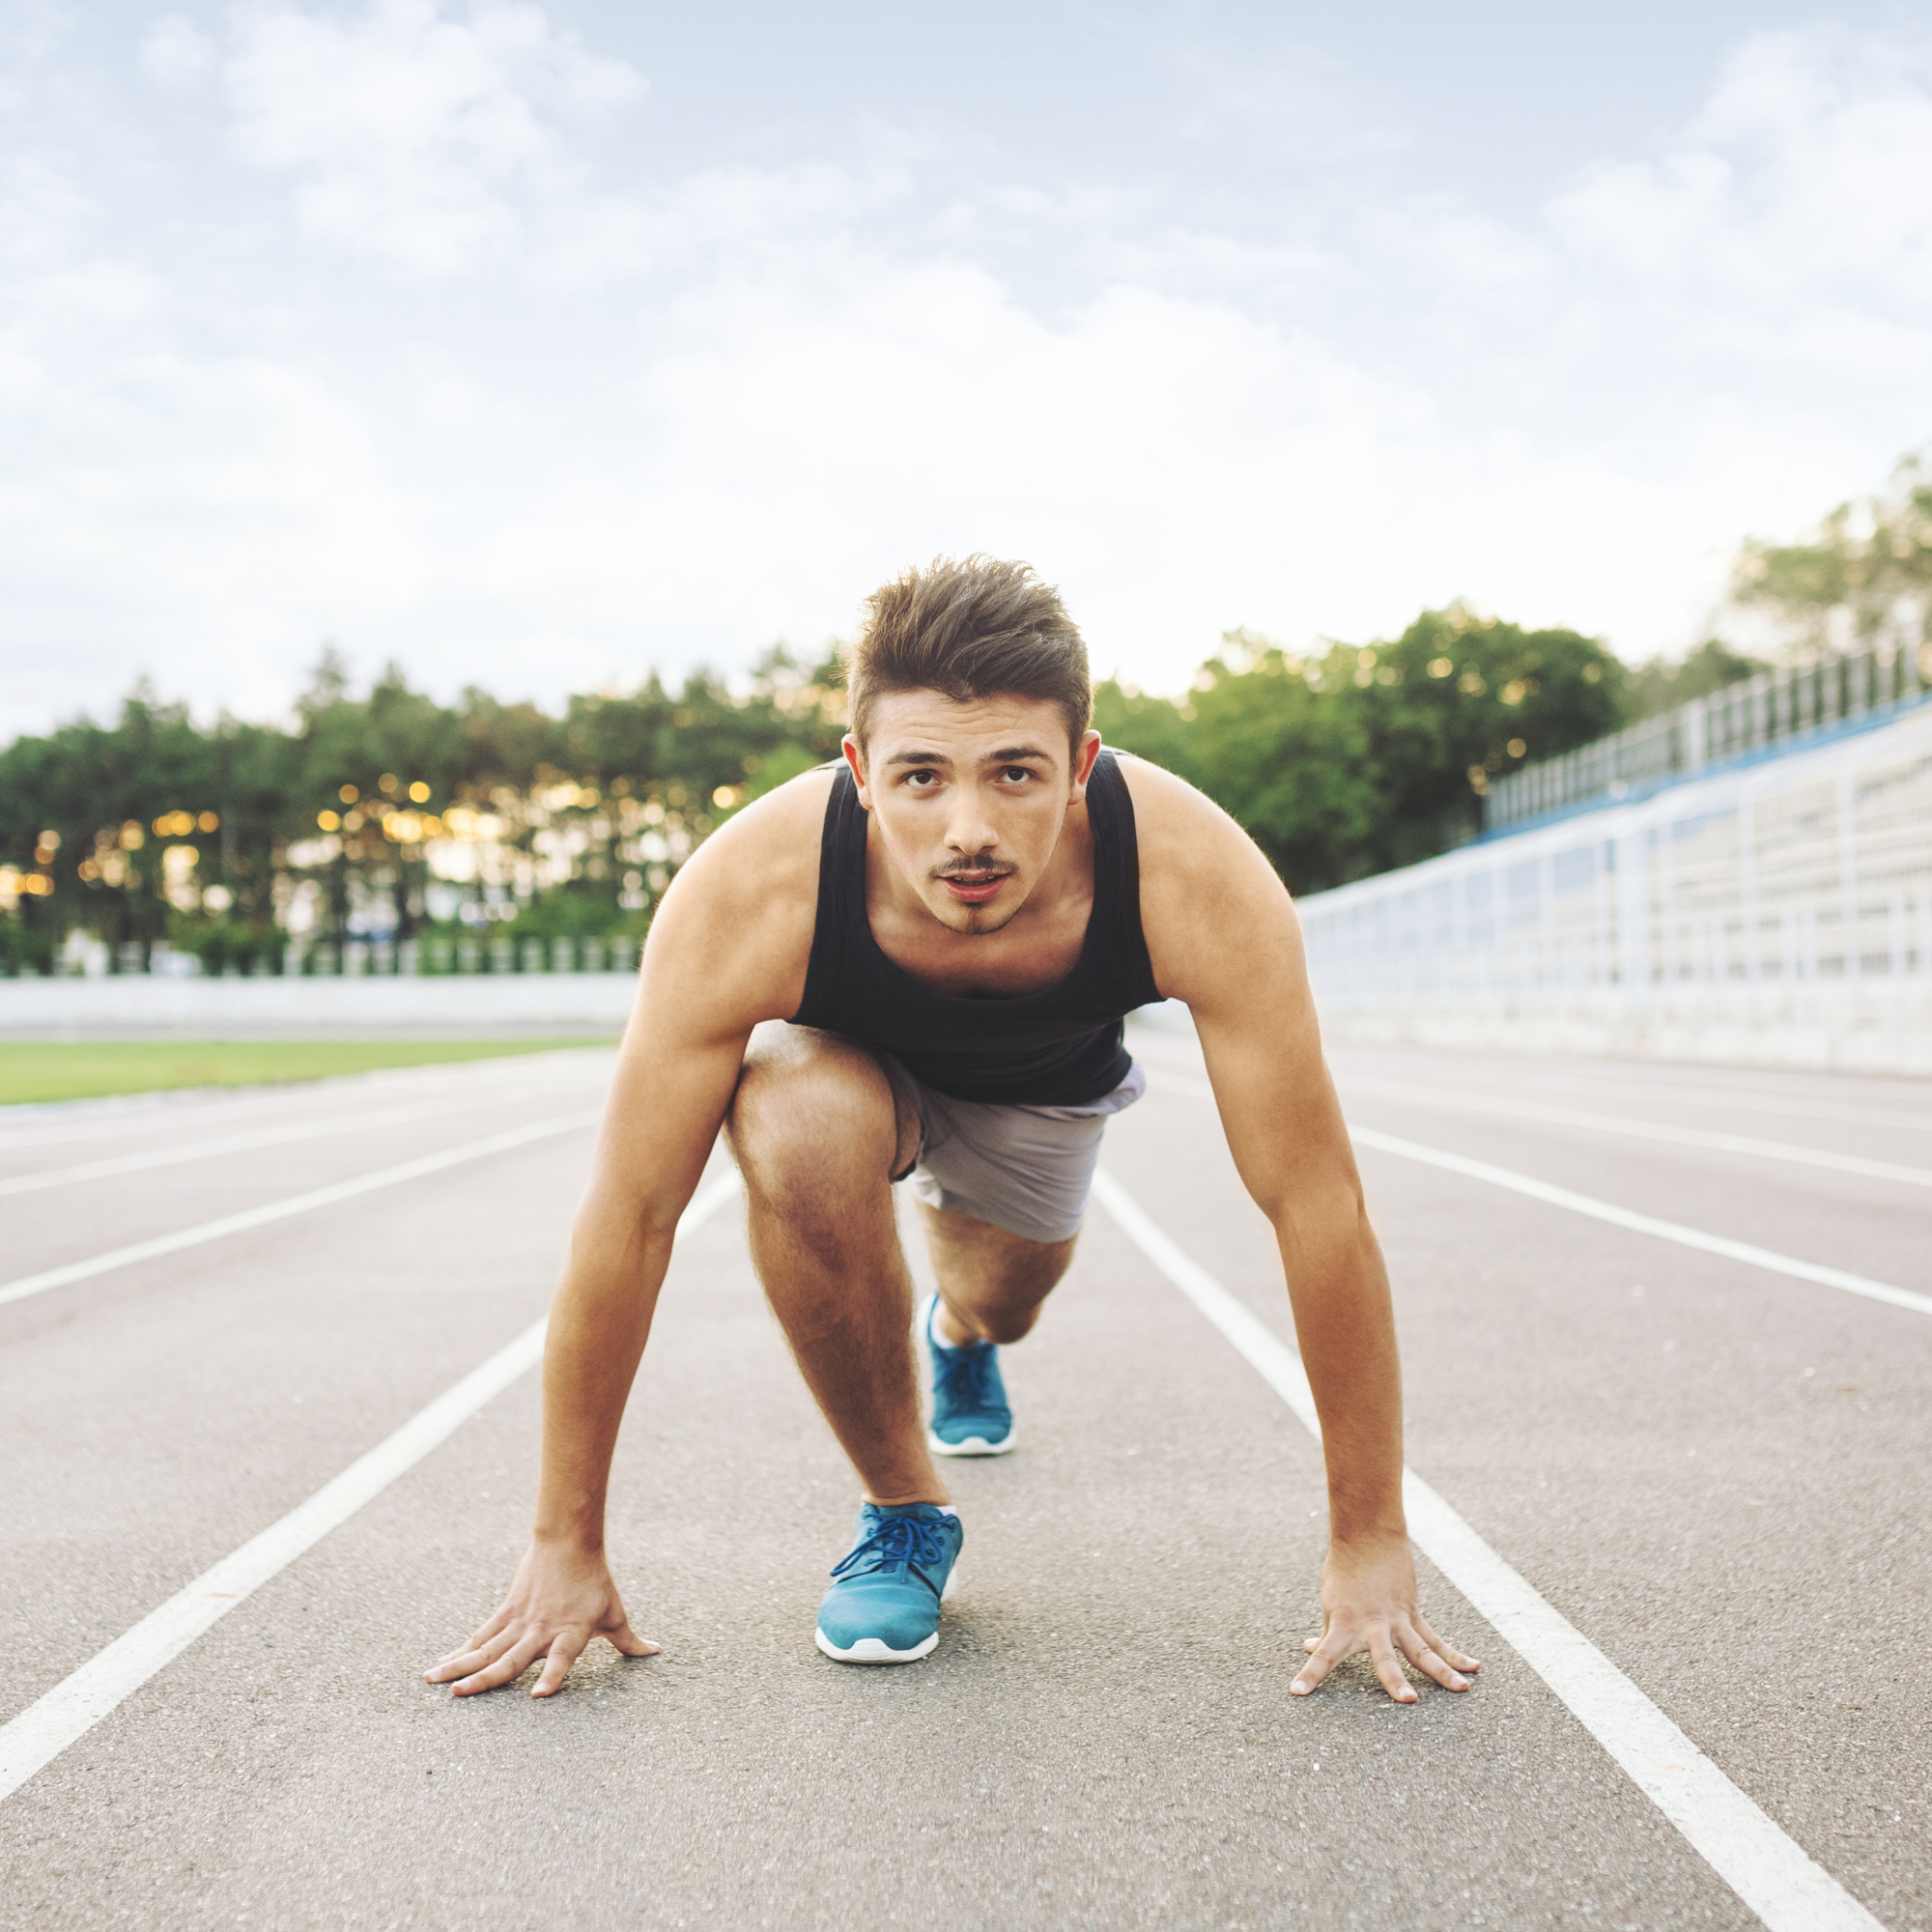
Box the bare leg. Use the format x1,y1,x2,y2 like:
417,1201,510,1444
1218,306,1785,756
726,1023,948,1508
919,1202,1077,1346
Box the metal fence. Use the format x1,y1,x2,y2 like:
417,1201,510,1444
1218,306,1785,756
1484,638,1932,833
1300,702,1932,1067
51,932,642,980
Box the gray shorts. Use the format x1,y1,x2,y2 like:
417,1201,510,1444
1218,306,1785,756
880,1054,1147,1245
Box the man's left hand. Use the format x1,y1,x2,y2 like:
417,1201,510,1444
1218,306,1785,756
1290,1534,1481,1703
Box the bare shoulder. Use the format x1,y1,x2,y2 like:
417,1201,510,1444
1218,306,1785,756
1113,751,1301,1010
638,765,836,1030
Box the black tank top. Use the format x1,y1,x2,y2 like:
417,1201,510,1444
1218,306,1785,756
789,750,1162,1106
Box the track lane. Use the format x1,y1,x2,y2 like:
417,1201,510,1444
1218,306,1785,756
0,1060,616,1298
0,1129,1764,1931
1,1034,1924,1928
1117,1031,1929,1927
0,1046,615,1166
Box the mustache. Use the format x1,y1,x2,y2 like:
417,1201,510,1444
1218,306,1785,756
931,859,1015,880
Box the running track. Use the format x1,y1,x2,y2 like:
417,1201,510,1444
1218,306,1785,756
0,1027,1925,1930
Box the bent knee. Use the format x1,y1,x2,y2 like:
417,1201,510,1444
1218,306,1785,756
728,1026,905,1189
976,1303,1044,1346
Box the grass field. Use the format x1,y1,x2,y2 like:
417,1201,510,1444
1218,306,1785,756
0,1038,618,1107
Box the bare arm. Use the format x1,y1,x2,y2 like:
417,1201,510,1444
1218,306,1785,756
426,775,829,1696
1125,758,1479,1702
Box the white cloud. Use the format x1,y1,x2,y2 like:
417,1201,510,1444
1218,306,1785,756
1550,26,1932,346
141,14,218,89
220,0,645,274
5,11,1932,742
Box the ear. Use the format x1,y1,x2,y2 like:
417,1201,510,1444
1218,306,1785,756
1067,730,1104,801
841,734,872,810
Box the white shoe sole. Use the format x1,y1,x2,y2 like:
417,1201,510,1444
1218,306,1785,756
814,1628,939,1663
927,1427,1015,1457
814,1570,958,1663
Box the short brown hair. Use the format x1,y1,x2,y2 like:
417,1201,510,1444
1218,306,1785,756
846,555,1091,753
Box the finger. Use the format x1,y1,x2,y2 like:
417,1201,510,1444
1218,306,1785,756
426,1613,515,1679
1412,1613,1482,1674
1369,1634,1419,1705
600,1618,660,1660
532,1629,589,1699
1303,1638,1320,1654
425,1626,521,1685
432,1607,512,1667
1290,1626,1353,1696
1394,1624,1470,1692
452,1634,546,1697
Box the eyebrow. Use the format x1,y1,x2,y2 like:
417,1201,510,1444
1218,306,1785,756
885,738,1059,769
881,745,1056,769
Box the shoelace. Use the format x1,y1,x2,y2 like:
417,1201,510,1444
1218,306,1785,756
830,1511,952,1579
934,1345,1007,1416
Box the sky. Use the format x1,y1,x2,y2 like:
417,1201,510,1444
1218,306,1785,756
3,0,1930,739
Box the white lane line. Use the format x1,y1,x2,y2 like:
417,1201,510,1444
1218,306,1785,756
1347,1125,1932,1321
1374,1077,1932,1138
0,1110,604,1311
1338,1076,1932,1189
1133,1029,1932,1135
0,1094,542,1199
0,1168,741,1805
0,1049,615,1156
1090,1170,1888,1932
1147,1068,1932,1320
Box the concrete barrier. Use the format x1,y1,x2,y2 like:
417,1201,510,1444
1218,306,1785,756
0,973,638,1039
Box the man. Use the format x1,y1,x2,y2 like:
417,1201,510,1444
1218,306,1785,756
428,556,1478,1703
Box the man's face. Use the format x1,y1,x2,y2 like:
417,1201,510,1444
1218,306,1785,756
845,691,1103,936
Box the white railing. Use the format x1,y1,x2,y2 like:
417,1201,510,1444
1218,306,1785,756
1300,702,1932,1070
1484,639,1932,833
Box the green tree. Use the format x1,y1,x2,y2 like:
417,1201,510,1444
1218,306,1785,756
1622,638,1768,723
1341,607,1627,870
1732,450,1932,650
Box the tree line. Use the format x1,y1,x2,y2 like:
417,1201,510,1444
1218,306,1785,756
3,455,1919,974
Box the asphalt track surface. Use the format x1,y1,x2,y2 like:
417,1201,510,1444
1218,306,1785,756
0,1028,1925,1930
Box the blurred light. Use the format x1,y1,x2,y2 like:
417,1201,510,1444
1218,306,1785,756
339,783,358,804
409,781,431,804
379,773,400,796
121,821,145,850
1507,737,1527,758
38,828,60,851
712,785,739,809
1429,658,1454,678
77,857,100,882
1500,680,1527,705
317,810,341,832
198,811,219,833
204,884,233,912
23,872,54,895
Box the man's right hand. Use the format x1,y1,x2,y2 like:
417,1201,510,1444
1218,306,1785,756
424,1540,659,1698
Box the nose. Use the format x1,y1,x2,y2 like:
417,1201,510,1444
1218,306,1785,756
943,787,999,857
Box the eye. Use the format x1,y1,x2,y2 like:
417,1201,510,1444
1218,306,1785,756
1003,766,1036,783
904,769,939,788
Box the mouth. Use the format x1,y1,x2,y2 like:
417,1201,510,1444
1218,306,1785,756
937,867,1011,906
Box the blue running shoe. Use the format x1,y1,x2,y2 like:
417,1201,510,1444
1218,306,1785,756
923,1293,1015,1457
814,1502,963,1663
